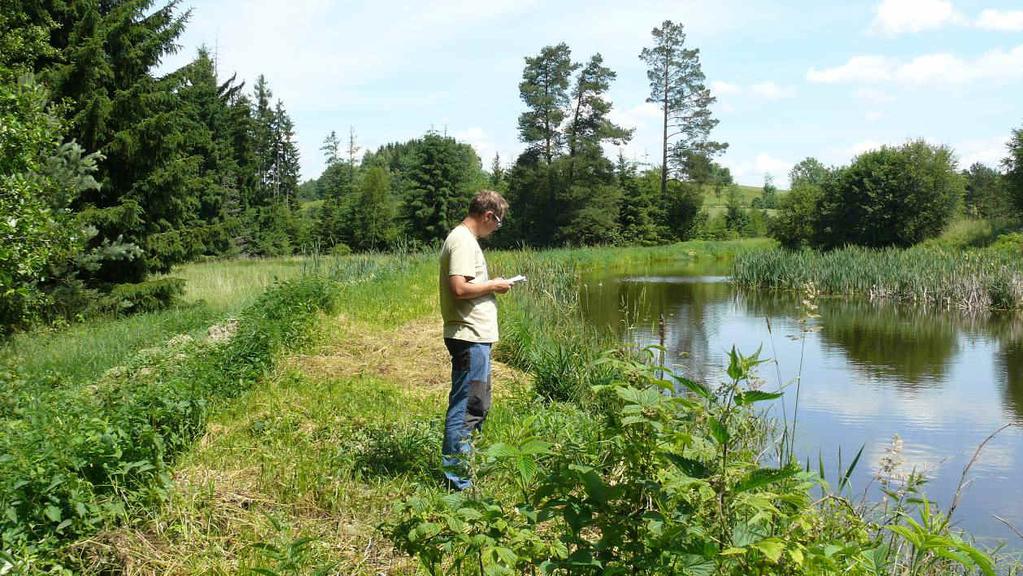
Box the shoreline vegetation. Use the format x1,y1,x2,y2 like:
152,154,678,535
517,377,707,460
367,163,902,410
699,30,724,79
732,236,1023,314
2,241,1019,574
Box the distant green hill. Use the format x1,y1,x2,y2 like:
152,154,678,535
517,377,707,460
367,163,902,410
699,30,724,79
701,184,787,208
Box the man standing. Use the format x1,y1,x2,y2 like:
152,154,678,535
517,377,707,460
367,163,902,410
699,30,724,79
439,190,511,490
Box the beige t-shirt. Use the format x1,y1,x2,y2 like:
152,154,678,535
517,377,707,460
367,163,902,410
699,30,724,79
439,224,499,343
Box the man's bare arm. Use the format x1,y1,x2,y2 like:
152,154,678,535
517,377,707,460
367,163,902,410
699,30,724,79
449,275,511,299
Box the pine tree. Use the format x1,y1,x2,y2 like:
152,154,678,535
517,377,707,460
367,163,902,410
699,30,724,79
640,20,725,198
567,54,633,168
518,43,578,165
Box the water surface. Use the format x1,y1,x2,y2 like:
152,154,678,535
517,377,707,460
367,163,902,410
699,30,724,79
581,260,1023,549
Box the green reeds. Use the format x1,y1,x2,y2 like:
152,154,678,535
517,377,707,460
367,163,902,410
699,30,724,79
733,244,1023,312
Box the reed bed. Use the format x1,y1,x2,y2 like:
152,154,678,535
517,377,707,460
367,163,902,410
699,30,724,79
733,244,1023,312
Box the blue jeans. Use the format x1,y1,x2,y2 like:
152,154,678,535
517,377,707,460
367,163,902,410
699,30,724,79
442,338,492,490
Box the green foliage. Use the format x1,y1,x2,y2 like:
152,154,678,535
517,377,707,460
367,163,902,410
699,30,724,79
400,133,483,245
772,145,966,250
962,163,1012,223
0,72,101,333
351,166,398,251
771,181,823,249
756,174,778,209
0,275,339,570
518,43,578,164
817,141,964,249
617,154,663,245
566,53,633,163
389,345,993,575
100,278,186,315
349,420,441,478
789,157,829,189
1005,125,1023,216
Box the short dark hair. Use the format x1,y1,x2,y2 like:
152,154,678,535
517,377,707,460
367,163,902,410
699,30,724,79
468,189,509,218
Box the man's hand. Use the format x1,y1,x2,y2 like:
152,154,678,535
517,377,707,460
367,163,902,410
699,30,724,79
490,277,512,294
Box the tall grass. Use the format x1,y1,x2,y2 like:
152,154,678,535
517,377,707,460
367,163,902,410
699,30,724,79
22,240,1014,575
0,274,343,572
733,243,1023,312
488,241,762,402
0,256,312,392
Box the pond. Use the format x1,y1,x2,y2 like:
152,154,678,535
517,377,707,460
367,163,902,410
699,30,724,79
581,259,1023,550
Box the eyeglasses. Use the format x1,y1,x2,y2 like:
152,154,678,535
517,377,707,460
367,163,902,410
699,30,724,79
493,213,503,229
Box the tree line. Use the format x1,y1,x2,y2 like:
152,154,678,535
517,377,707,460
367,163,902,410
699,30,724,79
771,137,1023,249
4,1,1022,335
1,0,306,332
307,20,730,253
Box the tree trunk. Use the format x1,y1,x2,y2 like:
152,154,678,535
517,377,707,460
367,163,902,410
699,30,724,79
661,60,669,199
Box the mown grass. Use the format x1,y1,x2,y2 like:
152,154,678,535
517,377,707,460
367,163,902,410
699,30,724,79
1,273,345,573
733,239,1023,312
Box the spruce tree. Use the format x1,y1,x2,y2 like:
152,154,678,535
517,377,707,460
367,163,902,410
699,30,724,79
401,132,483,245
271,100,301,205
617,152,661,245
351,166,397,251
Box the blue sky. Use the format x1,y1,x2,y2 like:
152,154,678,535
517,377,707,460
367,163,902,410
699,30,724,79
160,0,1023,187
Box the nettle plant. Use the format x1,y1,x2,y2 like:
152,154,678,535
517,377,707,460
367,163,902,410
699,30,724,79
386,347,995,576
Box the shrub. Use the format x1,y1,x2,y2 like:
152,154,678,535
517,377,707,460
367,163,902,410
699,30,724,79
98,277,186,315
816,141,964,248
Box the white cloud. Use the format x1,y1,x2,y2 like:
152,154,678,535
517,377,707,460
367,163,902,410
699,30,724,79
871,0,964,35
609,102,662,129
975,9,1023,31
708,80,796,101
898,45,1023,85
854,87,895,103
723,153,793,187
808,56,895,84
865,111,885,122
710,80,742,96
957,135,1011,168
750,81,796,100
808,44,1023,86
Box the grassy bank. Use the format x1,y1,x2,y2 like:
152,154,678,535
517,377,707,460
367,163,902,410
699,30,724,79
1,274,343,572
4,240,1012,574
40,241,1007,575
0,256,311,391
733,238,1023,312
